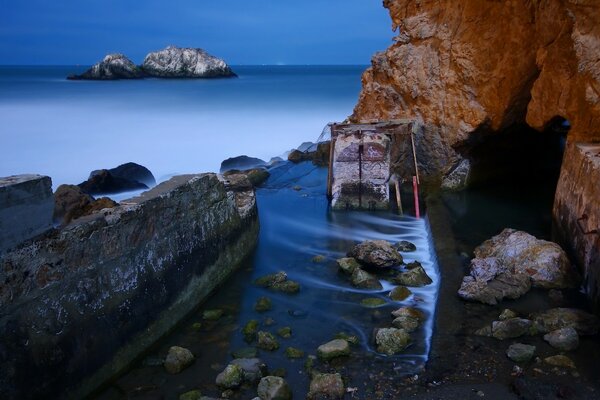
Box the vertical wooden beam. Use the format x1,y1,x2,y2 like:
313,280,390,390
395,179,403,215
410,123,420,185
413,176,420,219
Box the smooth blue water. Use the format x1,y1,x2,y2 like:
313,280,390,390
0,65,365,188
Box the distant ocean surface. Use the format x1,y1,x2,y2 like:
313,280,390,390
0,65,366,189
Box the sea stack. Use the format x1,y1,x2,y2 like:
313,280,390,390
141,46,236,78
67,54,145,80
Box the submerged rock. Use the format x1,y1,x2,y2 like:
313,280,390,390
491,318,536,340
203,309,224,321
348,240,403,268
277,326,292,338
164,346,194,374
317,339,350,361
391,265,432,287
391,307,424,332
67,53,144,80
220,156,267,173
179,390,202,400
257,331,279,351
308,373,346,399
506,343,536,363
230,358,267,383
242,320,259,342
232,347,257,359
360,297,386,307
257,376,292,400
374,327,411,355
532,307,600,335
544,355,576,369
334,332,360,345
255,271,300,294
388,286,412,301
395,240,417,252
254,296,272,312
337,257,361,274
543,327,579,351
142,46,236,78
391,307,425,321
351,268,383,290
285,347,305,359
215,364,243,389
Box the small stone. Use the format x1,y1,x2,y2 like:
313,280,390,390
292,185,302,191
255,271,301,294
388,286,412,301
230,358,267,383
255,296,272,312
544,355,576,369
391,307,425,320
543,327,579,351
277,327,292,338
506,343,536,363
203,309,224,321
257,376,292,400
221,389,234,398
395,240,417,252
191,322,203,331
264,317,276,326
317,339,351,361
285,347,305,359
360,297,386,307
257,331,279,351
164,346,195,374
391,265,432,287
232,347,257,359
351,268,383,290
492,318,536,340
375,328,411,355
215,364,243,389
308,373,345,399
348,239,403,268
312,255,326,263
179,389,202,400
243,320,259,342
475,325,492,337
337,257,361,274
392,315,420,332
334,332,360,345
499,309,518,321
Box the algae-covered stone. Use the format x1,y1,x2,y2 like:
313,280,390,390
285,347,305,359
216,364,243,389
243,320,259,342
191,322,203,331
388,286,412,301
348,239,403,268
257,331,279,351
317,339,350,361
334,332,359,345
257,376,292,400
232,347,257,359
360,297,386,308
312,255,326,263
272,280,300,294
337,257,361,274
255,296,272,312
351,268,383,290
164,346,195,374
203,309,224,321
308,372,345,399
304,355,317,372
180,389,202,400
230,358,267,383
492,318,536,340
255,271,301,294
395,240,417,252
391,307,425,321
277,326,292,338
544,355,576,369
375,328,411,355
543,327,579,351
506,343,536,363
391,265,432,287
392,315,421,332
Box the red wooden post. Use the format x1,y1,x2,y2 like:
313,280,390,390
413,176,420,219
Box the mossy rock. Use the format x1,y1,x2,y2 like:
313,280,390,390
334,332,359,345
242,320,259,342
360,297,386,308
317,339,350,361
388,286,412,301
179,389,202,400
285,347,305,359
391,265,432,287
203,309,224,321
254,296,272,312
312,255,326,263
337,257,361,274
277,326,292,338
374,328,411,355
191,322,202,331
257,331,280,351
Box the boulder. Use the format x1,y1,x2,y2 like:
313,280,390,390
374,327,411,355
317,339,350,361
230,358,267,383
391,265,432,287
220,156,267,173
458,260,531,305
543,327,579,351
215,364,243,389
67,54,144,80
78,169,148,196
532,308,600,335
308,373,345,399
395,240,417,252
337,257,361,274
348,240,403,268
257,376,292,400
90,162,156,187
474,229,580,289
351,268,383,290
506,343,536,363
388,286,412,301
491,318,536,340
142,46,236,78
164,346,194,374
53,184,118,225
257,331,279,351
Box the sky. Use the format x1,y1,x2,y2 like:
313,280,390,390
0,0,393,65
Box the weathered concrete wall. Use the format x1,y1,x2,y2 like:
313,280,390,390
553,143,600,310
0,174,53,254
0,173,259,399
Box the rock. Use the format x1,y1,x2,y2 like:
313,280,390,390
242,320,259,342
164,346,194,374
533,308,600,335
544,355,576,369
216,364,244,389
255,271,300,294
389,286,412,301
360,298,386,307
506,343,536,363
53,184,118,225
391,265,432,287
287,150,305,163
254,296,272,312
142,46,236,78
543,327,579,351
78,169,148,196
244,168,270,187
203,309,224,321
230,358,267,383
232,347,257,359
348,240,403,268
67,54,144,80
392,307,425,320
317,339,350,361
257,331,279,351
277,327,292,338
285,347,305,359
499,309,518,321
458,257,531,305
90,162,156,188
334,332,360,345
191,322,203,331
311,255,326,263
391,308,423,332
287,142,330,166
474,229,580,289
257,376,292,400
491,318,536,340
351,268,383,290
307,373,345,399
374,327,411,355
220,156,267,173
337,257,361,274
271,368,286,377
179,390,202,400
395,240,417,252
405,261,422,270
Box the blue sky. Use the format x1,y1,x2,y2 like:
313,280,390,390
0,0,393,65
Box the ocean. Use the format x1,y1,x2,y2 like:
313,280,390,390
0,65,365,189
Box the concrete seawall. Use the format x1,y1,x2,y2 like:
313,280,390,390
0,173,259,399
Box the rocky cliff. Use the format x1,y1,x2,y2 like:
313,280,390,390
351,0,600,186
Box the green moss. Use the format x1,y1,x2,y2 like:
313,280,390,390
285,347,305,359
254,296,272,312
179,389,202,400
360,298,386,308
277,326,292,338
242,320,259,342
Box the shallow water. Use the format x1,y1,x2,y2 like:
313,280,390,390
97,162,440,399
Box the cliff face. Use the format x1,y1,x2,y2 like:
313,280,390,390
351,0,600,184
